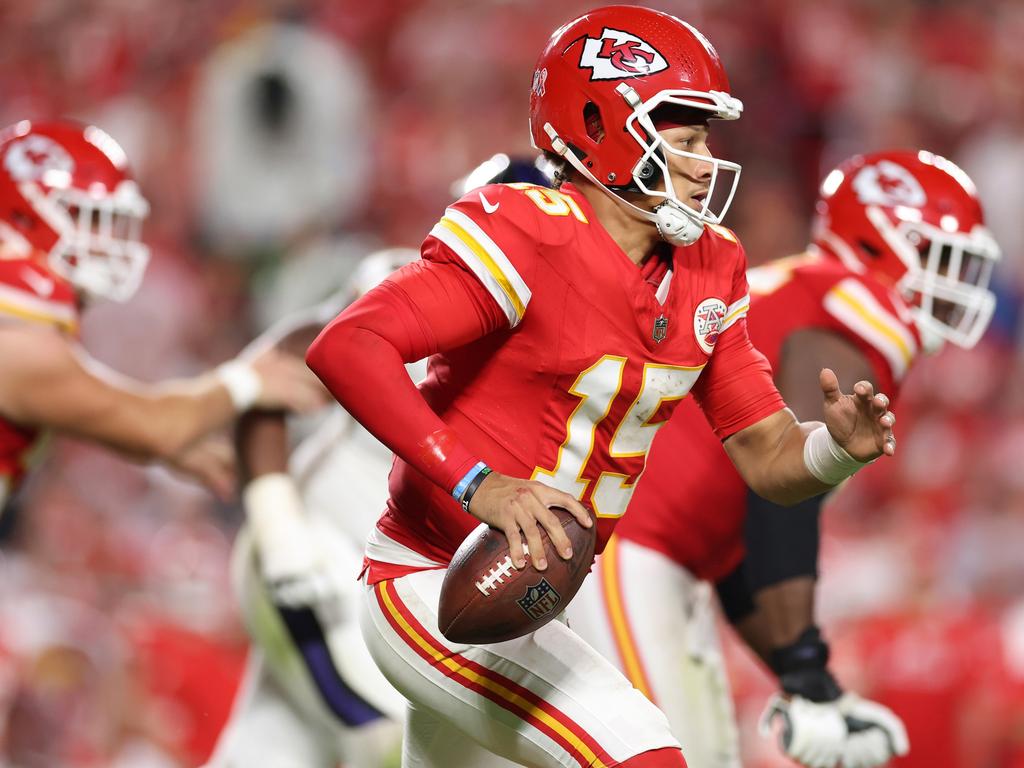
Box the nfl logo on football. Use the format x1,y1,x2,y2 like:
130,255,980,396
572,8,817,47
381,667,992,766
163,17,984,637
516,579,561,620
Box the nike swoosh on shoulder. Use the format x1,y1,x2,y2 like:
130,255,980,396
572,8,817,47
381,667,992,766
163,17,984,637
21,267,55,297
478,192,500,214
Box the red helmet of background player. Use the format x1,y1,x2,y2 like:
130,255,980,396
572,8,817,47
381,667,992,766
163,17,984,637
813,150,1001,349
530,5,743,246
0,120,150,302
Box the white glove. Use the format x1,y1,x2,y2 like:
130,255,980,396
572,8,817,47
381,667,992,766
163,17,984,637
837,693,909,768
760,694,847,768
245,473,337,608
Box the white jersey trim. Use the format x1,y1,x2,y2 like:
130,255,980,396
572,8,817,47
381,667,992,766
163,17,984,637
654,269,673,305
365,526,448,570
429,207,532,327
720,293,750,333
823,278,916,380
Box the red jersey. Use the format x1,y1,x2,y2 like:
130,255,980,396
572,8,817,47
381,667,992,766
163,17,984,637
0,258,78,508
308,183,785,583
617,252,922,581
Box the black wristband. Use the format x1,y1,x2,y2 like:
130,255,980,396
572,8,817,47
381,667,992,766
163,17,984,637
460,467,493,512
770,626,843,703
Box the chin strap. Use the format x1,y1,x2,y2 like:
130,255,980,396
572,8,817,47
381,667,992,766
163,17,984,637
543,123,705,246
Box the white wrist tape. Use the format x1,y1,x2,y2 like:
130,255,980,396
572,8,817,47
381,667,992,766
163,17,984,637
243,473,311,577
803,425,867,485
216,360,262,412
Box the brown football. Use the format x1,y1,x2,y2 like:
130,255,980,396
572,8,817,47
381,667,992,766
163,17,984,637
438,507,596,644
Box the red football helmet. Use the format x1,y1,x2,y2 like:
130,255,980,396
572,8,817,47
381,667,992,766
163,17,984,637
530,5,742,245
813,150,1000,349
0,120,150,302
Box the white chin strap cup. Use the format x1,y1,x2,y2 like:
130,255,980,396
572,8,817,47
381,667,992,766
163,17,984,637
654,200,704,246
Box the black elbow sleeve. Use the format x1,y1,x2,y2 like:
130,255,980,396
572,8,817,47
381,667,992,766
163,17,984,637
743,489,822,593
715,560,756,624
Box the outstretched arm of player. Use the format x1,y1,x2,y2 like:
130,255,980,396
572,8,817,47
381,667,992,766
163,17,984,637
306,257,591,572
0,321,325,467
699,324,896,505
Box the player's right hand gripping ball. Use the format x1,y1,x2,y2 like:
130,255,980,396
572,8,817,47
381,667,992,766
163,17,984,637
438,507,596,644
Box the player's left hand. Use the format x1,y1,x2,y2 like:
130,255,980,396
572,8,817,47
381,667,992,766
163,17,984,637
818,368,896,462
837,693,910,768
168,435,237,501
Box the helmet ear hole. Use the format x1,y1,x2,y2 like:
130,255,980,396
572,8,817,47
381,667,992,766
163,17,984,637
12,210,34,230
583,102,605,143
857,240,882,259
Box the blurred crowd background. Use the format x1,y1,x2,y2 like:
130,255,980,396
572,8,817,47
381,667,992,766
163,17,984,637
1,0,1023,766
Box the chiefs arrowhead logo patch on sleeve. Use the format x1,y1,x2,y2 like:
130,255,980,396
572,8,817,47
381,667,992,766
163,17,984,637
578,28,668,81
693,297,727,354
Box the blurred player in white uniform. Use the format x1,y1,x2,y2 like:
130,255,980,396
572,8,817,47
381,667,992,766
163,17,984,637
208,249,416,768
210,157,553,768
568,150,1000,768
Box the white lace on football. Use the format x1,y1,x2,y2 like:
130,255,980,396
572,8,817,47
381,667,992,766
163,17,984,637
866,206,1000,349
475,544,530,596
20,178,150,302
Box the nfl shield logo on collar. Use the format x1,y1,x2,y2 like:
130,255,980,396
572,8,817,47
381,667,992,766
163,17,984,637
653,314,668,343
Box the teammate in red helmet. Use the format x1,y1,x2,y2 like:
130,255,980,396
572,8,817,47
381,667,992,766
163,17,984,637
0,119,324,511
307,8,897,766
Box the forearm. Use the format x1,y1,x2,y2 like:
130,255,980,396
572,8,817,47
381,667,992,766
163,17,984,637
306,257,508,494
307,320,479,493
236,409,289,483
725,412,833,505
75,374,239,460
716,560,814,667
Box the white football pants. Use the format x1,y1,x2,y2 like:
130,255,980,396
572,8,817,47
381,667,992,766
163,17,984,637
360,567,680,768
567,536,741,768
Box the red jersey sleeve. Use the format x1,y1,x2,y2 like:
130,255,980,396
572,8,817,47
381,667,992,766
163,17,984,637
691,240,785,440
819,275,917,400
425,183,543,329
306,188,543,495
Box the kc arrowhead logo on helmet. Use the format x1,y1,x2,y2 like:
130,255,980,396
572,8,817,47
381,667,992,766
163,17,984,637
578,28,668,80
852,160,927,208
4,135,74,184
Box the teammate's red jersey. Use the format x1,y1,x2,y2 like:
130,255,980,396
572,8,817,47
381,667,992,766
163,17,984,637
0,258,78,508
308,183,785,583
617,251,923,582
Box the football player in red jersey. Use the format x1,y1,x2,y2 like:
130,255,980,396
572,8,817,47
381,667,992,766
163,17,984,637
0,120,324,512
568,150,1000,768
307,8,896,767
